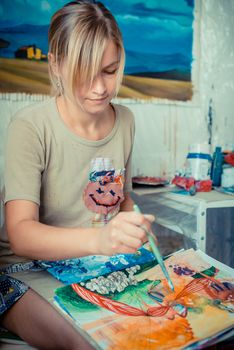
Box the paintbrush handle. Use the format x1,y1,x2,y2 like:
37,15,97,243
133,204,174,291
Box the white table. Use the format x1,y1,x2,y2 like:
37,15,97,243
133,187,234,267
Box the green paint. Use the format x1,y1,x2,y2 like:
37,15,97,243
212,299,234,313
55,279,155,312
112,279,153,306
148,279,162,290
188,298,212,314
188,307,204,314
192,266,216,278
55,285,99,311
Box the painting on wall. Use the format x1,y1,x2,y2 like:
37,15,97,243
0,0,195,101
53,249,234,350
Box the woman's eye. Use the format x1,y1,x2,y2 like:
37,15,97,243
104,69,118,75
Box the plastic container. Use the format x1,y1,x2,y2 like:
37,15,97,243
185,143,212,180
210,146,223,187
221,166,234,187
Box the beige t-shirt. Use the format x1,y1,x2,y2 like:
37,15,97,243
0,97,135,265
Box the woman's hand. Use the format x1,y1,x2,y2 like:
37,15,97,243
97,211,155,255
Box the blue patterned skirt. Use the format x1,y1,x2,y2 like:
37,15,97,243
0,274,29,315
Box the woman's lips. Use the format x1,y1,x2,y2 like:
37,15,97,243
88,96,108,102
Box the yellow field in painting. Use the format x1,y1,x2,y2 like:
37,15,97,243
0,57,192,100
0,57,51,94
121,75,193,101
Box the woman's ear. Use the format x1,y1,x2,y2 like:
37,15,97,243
48,52,59,75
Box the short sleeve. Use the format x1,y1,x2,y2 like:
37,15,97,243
4,118,45,205
123,108,135,193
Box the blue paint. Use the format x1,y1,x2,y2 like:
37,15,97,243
173,265,195,276
38,247,155,285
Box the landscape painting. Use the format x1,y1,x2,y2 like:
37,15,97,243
0,0,195,101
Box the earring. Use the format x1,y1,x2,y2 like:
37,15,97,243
56,78,63,94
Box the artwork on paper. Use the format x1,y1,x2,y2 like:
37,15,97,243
38,247,155,285
0,0,194,101
54,249,234,350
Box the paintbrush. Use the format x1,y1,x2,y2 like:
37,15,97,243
133,204,175,292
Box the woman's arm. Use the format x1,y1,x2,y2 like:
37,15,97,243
5,200,99,260
6,199,154,261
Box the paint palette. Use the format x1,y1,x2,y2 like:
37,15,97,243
132,176,169,186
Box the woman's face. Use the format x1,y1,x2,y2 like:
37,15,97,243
62,40,120,114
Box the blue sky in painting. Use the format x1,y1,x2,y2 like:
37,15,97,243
0,0,194,75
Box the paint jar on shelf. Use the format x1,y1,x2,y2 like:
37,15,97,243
185,143,212,180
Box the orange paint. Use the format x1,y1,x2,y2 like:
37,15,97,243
104,317,195,350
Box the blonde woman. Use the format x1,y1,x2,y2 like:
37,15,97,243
0,1,154,348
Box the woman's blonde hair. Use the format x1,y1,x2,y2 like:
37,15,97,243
48,1,125,98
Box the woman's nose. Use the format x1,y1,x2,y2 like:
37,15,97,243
92,75,107,95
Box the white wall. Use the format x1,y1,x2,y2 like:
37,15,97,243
0,0,234,181
199,0,234,148
124,0,234,177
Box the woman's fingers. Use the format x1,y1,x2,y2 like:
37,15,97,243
110,222,144,251
144,214,155,223
99,210,155,255
116,211,155,228
112,243,138,255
